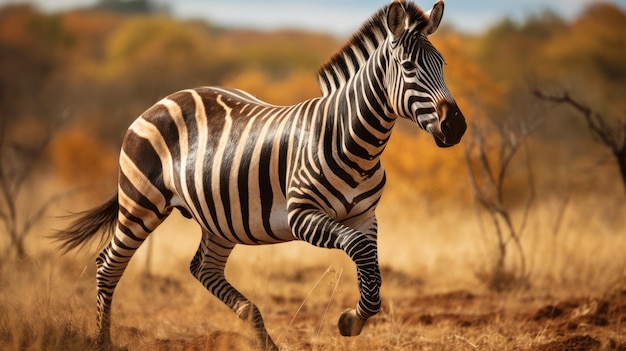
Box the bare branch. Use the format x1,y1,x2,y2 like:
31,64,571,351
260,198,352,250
532,89,621,150
533,87,626,194
517,142,536,239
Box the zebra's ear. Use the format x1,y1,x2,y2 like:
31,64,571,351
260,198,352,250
386,1,407,39
424,0,445,35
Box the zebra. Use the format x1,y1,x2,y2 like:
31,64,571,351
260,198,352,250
56,1,466,350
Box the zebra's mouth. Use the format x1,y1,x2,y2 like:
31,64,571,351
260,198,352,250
417,113,451,148
426,122,452,148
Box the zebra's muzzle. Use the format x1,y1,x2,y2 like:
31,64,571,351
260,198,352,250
430,101,466,148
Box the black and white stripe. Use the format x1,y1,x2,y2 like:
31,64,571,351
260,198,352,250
56,1,465,350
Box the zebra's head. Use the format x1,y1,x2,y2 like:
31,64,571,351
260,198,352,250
385,0,466,147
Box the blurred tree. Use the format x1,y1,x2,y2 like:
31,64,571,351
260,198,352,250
93,0,168,15
67,16,228,143
61,11,123,68
0,120,59,260
478,11,567,83
219,29,336,78
541,4,626,118
0,5,73,127
474,10,572,142
464,112,544,291
528,4,626,195
476,3,626,134
534,89,626,195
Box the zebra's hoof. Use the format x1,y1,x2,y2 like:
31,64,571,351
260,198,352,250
338,308,366,336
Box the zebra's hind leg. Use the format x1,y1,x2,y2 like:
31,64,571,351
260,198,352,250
190,232,278,351
95,203,170,348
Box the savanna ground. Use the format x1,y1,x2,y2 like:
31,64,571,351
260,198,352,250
1,184,625,351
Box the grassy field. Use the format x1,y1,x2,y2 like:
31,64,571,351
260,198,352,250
0,187,625,351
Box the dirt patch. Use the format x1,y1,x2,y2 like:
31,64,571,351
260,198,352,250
535,335,601,351
408,290,479,310
145,331,256,351
530,291,626,332
417,312,492,328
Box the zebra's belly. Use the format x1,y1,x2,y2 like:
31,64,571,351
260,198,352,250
173,190,378,245
174,193,295,245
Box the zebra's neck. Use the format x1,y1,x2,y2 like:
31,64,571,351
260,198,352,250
323,43,396,180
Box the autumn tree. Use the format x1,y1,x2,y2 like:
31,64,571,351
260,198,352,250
0,5,73,126
92,0,167,15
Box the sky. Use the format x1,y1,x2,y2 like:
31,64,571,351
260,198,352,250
1,0,625,36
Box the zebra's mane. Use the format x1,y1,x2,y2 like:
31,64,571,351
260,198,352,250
317,1,429,96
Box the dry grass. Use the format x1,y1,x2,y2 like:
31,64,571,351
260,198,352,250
1,186,625,350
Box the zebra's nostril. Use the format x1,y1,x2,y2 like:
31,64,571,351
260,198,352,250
441,119,451,134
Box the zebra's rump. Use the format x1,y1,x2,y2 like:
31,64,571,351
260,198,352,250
121,87,296,244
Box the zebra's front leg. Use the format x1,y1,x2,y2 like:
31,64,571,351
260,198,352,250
337,233,381,336
288,210,382,337
190,232,278,351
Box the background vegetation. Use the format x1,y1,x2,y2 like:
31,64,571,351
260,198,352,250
0,1,624,350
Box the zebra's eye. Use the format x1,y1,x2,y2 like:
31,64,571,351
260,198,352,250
402,61,417,71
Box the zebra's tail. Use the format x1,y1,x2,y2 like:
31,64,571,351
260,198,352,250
55,191,119,254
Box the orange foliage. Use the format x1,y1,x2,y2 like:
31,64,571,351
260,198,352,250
217,29,337,74
101,16,215,78
383,123,470,207
221,69,321,105
432,33,509,125
49,127,118,187
61,11,123,77
0,5,35,46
